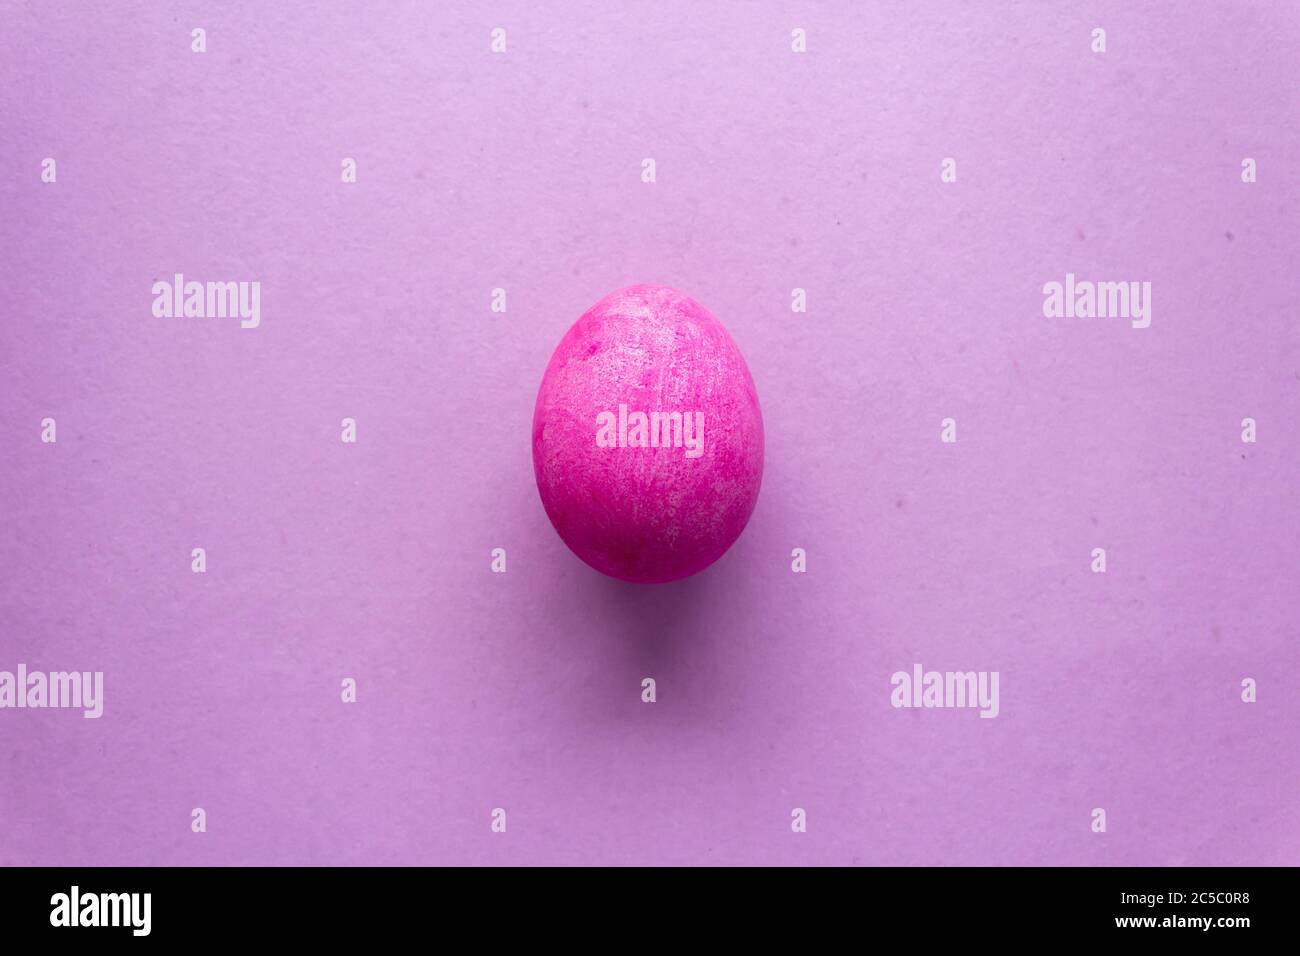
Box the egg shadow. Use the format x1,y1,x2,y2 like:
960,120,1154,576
563,495,784,716
585,568,713,682
513,440,783,720
508,464,718,681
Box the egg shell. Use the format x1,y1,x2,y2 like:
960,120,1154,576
532,283,764,583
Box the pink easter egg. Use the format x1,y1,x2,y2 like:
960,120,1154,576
532,284,764,583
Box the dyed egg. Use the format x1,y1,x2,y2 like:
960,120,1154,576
532,284,764,583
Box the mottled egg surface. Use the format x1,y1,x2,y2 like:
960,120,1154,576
532,284,764,583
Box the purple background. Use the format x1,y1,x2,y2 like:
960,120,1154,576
2,1,1297,866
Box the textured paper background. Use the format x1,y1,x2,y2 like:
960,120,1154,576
1,1,1297,866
